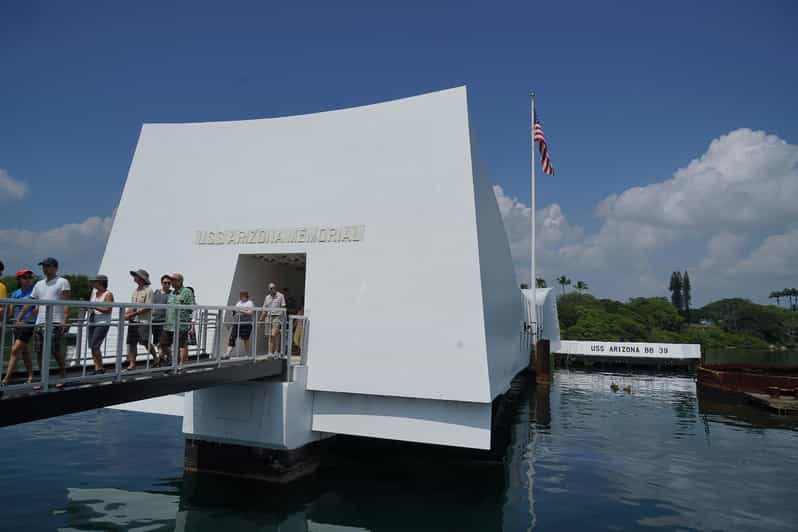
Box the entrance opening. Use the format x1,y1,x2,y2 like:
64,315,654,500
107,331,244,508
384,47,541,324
228,253,306,314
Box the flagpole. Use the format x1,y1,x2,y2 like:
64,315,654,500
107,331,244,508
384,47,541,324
530,92,536,294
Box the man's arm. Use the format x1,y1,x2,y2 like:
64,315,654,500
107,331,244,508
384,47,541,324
61,289,71,330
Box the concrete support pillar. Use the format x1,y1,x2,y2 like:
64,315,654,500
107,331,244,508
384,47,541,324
535,339,551,384
182,365,331,482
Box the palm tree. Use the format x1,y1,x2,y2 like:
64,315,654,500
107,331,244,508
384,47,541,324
789,288,798,311
535,277,547,289
769,290,783,307
556,275,571,295
575,280,589,293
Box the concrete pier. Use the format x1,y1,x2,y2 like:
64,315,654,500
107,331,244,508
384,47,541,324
182,365,329,482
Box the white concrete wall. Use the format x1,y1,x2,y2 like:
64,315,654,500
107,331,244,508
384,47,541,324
102,87,527,449
183,366,323,449
522,288,561,352
312,391,493,449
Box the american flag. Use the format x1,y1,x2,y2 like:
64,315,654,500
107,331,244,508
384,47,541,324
533,113,554,176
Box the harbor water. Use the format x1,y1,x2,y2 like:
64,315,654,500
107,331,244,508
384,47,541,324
1,369,796,531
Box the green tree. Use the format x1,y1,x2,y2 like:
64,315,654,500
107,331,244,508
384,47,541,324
627,297,684,332
63,274,92,301
535,277,547,289
669,271,683,311
556,275,571,295
789,288,798,311
575,280,588,293
682,270,692,322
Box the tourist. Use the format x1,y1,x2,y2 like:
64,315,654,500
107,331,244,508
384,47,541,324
262,282,286,354
151,274,171,366
161,273,194,367
226,290,254,357
17,257,71,387
283,287,298,314
292,307,305,357
87,275,113,374
186,286,198,347
1,269,36,385
125,269,157,370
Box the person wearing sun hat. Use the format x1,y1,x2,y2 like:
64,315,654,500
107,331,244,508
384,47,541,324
124,269,157,370
1,269,36,386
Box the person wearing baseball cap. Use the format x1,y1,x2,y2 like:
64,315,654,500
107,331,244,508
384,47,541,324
125,269,157,370
16,257,71,387
1,269,36,386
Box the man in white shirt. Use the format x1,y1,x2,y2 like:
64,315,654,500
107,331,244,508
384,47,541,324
17,257,71,386
226,290,254,357
262,282,286,354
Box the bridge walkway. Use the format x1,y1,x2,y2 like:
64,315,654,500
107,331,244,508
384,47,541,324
0,297,308,427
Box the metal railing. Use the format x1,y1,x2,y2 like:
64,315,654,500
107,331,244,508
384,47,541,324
0,298,309,394
521,321,536,353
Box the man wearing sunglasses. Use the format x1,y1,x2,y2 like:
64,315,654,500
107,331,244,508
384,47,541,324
151,274,172,366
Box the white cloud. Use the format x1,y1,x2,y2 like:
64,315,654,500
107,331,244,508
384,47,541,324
698,232,748,273
494,128,798,304
733,229,798,276
493,185,582,284
0,168,28,201
597,129,798,231
0,214,113,275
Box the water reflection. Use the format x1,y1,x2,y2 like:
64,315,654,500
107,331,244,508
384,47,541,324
37,370,798,531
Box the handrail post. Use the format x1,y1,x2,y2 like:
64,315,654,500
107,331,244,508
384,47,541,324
76,308,85,376
201,309,209,355
249,309,258,360
172,310,180,371
287,316,295,381
214,309,223,367
253,310,260,358
115,306,125,380
300,318,309,366
281,310,288,358
0,303,7,382
41,305,53,391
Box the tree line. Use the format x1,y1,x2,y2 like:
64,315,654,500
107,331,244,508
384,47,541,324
558,292,797,351
532,276,589,294
768,288,798,311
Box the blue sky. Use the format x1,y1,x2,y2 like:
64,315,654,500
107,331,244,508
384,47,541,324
1,1,797,305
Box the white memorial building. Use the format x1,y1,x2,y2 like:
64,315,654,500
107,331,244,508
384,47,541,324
101,86,532,453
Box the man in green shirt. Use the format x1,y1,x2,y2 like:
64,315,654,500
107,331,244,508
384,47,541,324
160,272,195,367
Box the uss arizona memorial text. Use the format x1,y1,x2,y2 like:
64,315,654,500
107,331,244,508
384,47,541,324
195,225,366,246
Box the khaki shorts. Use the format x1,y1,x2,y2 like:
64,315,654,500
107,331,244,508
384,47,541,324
270,317,282,336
